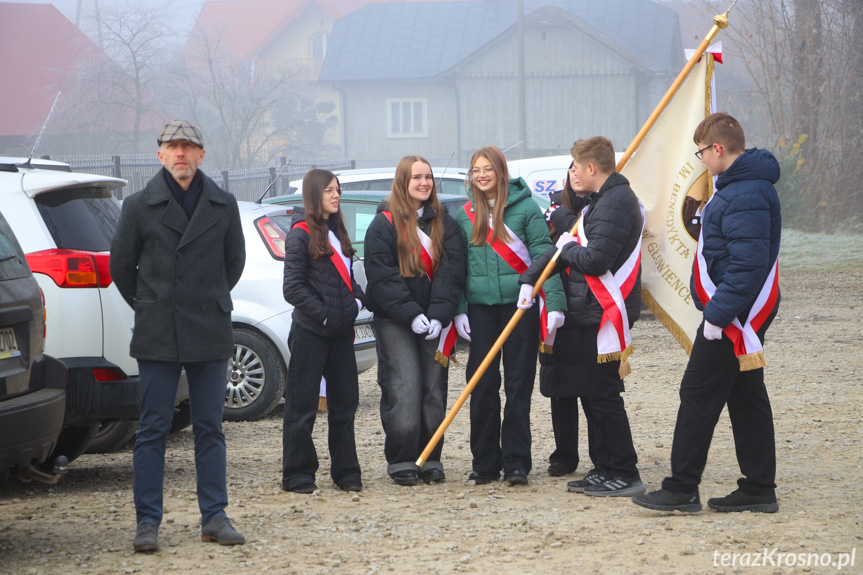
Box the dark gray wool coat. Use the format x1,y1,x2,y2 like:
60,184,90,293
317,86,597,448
110,168,246,362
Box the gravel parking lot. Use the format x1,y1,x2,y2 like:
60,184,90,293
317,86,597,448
1,269,861,575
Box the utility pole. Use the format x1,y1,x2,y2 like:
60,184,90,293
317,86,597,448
517,0,526,159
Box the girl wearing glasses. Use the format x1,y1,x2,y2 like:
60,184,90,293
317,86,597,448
453,146,566,486
281,169,365,495
364,156,466,486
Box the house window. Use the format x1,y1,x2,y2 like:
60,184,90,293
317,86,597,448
310,33,327,59
387,99,427,138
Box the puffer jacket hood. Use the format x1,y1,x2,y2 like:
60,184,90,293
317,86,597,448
716,148,780,191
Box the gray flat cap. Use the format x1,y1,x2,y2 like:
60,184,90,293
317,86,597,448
157,120,204,148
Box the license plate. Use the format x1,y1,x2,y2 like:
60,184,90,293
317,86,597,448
354,323,374,342
0,327,21,360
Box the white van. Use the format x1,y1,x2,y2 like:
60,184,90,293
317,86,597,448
507,152,626,208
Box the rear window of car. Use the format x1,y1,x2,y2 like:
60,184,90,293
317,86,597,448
35,187,121,252
0,212,31,280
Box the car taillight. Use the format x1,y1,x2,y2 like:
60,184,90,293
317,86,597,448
92,367,127,382
255,217,287,259
26,249,113,288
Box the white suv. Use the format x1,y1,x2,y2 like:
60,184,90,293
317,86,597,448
0,158,188,461
288,167,469,197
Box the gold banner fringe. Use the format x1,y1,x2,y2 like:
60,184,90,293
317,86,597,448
737,351,766,371
538,341,554,354
642,288,693,354
434,350,450,368
618,360,632,379
317,396,328,412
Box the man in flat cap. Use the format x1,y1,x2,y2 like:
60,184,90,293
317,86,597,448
111,120,246,552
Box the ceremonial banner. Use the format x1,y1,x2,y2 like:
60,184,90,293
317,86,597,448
620,52,718,353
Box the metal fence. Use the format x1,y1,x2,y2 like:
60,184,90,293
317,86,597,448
41,154,355,202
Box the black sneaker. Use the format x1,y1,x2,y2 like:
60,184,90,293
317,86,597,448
567,468,604,493
420,468,446,484
338,478,363,492
547,462,577,477
391,469,418,486
504,469,528,486
632,488,702,512
707,489,778,513
282,481,317,494
468,470,500,485
584,474,646,497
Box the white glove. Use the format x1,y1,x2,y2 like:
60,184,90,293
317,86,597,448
546,311,565,339
703,320,723,341
517,284,535,310
454,313,471,342
355,298,363,311
411,313,431,334
425,319,442,340
555,232,576,251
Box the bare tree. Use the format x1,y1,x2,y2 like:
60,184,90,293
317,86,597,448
57,0,178,153
172,25,337,170
695,0,862,231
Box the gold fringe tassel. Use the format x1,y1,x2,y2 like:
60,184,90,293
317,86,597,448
538,340,554,354
317,396,328,412
434,350,450,368
737,351,766,371
642,288,693,354
618,360,632,379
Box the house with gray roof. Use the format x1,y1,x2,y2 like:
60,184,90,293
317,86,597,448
319,0,684,165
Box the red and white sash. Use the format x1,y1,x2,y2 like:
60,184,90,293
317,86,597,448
292,221,353,294
463,203,553,352
573,198,645,378
382,211,457,367
692,203,779,371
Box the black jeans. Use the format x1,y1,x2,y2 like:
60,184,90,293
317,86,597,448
582,360,639,479
549,396,599,472
662,314,777,496
282,325,360,490
467,303,538,475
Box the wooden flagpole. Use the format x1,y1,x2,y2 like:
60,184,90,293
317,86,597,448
416,3,737,469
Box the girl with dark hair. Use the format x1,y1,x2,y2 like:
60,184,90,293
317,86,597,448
364,156,465,486
281,169,365,494
453,146,566,486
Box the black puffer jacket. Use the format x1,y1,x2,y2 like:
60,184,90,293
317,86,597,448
283,208,364,338
364,201,465,325
522,172,642,329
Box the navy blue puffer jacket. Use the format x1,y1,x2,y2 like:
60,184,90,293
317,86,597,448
694,148,782,328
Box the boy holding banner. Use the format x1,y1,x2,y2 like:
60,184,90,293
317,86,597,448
521,137,646,497
633,112,781,513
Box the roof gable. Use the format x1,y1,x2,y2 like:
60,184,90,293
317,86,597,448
319,0,683,82
190,0,308,60
0,3,108,137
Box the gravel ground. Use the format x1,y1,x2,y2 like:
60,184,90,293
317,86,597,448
1,269,861,575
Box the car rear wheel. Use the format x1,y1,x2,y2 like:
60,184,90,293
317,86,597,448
224,328,286,421
87,420,137,454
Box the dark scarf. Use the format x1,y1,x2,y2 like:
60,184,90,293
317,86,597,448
164,168,203,219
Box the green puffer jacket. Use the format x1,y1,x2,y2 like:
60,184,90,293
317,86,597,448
455,178,565,313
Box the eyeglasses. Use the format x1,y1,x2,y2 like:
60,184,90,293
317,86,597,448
323,186,341,195
470,166,495,177
695,143,722,160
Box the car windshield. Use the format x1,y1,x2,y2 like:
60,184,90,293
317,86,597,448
0,212,30,280
35,187,121,252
